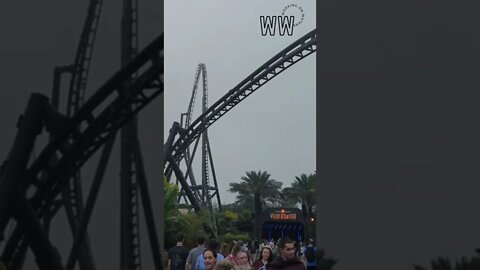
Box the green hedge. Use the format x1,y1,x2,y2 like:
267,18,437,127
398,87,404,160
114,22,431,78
218,232,250,244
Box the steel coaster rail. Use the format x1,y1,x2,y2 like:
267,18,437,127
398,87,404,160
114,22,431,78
28,34,163,182
63,2,104,268
182,63,207,198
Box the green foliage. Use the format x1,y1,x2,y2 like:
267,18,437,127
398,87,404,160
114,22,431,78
223,210,239,221
282,172,316,239
218,232,250,244
413,248,480,270
239,209,253,220
216,210,240,235
282,173,316,211
221,203,239,213
0,260,6,270
163,178,192,248
228,171,283,209
228,170,282,239
181,210,210,249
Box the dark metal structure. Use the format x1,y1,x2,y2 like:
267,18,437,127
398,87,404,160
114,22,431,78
0,1,163,269
164,29,317,230
62,1,103,269
119,1,151,270
177,63,220,236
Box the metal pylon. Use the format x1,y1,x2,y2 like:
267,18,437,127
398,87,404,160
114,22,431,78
175,64,222,236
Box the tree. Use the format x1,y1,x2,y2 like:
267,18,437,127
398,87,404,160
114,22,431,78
282,172,316,239
228,170,282,240
216,210,239,235
282,173,316,216
163,178,192,248
181,210,210,248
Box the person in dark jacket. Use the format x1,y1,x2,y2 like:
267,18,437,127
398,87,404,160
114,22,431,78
267,237,305,270
168,233,190,270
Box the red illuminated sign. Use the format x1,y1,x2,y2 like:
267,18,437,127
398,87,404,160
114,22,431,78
269,209,297,220
270,213,297,220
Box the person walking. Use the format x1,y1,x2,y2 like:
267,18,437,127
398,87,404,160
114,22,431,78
300,239,316,270
186,235,207,270
225,243,242,266
167,233,189,270
267,238,305,270
220,242,230,258
250,247,273,270
203,249,218,270
195,239,225,270
234,250,251,270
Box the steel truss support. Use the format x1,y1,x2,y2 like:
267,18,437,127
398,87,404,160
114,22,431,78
58,1,104,269
167,64,220,236
164,123,200,211
120,0,141,269
0,94,63,270
67,0,103,116
133,138,163,270
66,134,116,270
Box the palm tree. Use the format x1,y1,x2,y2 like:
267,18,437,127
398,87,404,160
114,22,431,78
282,173,316,239
228,170,283,240
282,173,316,217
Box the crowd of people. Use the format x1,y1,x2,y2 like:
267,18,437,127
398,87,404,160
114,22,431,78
167,233,318,270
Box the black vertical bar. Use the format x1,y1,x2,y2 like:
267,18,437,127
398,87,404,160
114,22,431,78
133,139,163,270
120,0,140,268
206,139,222,211
167,156,201,212
52,67,62,111
66,134,116,270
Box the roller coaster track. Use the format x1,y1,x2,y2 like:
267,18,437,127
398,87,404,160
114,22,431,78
181,64,205,201
179,63,219,236
0,34,163,269
120,0,142,269
67,0,103,116
62,1,103,269
165,29,317,188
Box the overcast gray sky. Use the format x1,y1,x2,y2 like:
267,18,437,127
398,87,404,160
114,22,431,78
164,0,316,205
